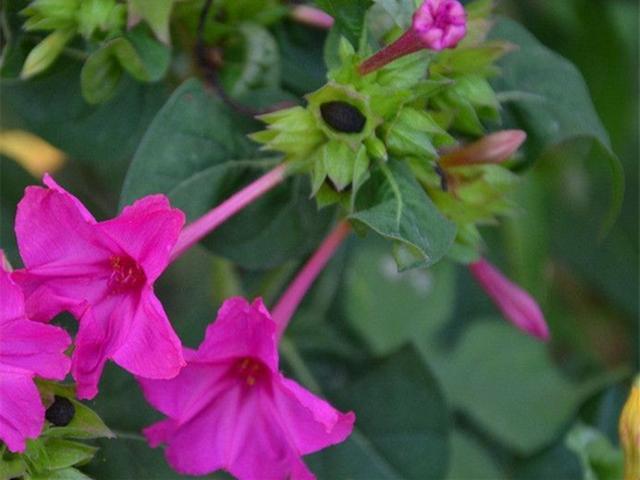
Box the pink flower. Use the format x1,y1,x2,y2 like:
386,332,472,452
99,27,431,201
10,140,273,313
0,254,71,452
139,297,355,479
12,175,186,399
359,0,467,75
412,0,467,51
290,5,334,30
469,258,550,341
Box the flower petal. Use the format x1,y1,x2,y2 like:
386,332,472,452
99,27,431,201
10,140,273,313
198,297,278,372
271,376,355,455
71,295,132,400
111,289,184,380
98,195,185,282
43,174,96,223
0,318,71,380
15,184,114,270
0,365,44,452
0,265,25,324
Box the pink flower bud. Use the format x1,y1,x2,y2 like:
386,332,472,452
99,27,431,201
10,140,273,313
440,130,527,168
359,0,467,75
469,258,550,341
290,5,334,30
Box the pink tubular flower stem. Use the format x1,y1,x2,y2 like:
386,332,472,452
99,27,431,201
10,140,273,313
272,220,351,338
170,163,287,262
359,29,424,75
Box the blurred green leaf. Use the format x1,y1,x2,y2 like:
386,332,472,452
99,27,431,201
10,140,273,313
446,431,502,480
513,440,582,480
112,26,171,82
81,46,123,104
350,160,457,270
41,438,97,470
343,238,456,355
308,346,450,479
424,321,626,454
20,29,75,79
32,467,92,480
316,0,372,47
128,0,175,44
566,423,624,480
490,19,624,235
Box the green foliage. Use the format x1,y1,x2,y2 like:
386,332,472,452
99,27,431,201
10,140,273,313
315,0,373,46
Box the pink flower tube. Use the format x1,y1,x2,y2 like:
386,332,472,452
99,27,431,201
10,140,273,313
469,258,550,341
359,0,467,75
290,5,334,30
139,297,354,479
0,253,71,452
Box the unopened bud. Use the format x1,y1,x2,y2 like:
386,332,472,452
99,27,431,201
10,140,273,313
440,130,526,168
21,28,75,79
359,0,467,75
290,5,334,30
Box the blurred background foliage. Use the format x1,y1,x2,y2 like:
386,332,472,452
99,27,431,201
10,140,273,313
0,0,638,478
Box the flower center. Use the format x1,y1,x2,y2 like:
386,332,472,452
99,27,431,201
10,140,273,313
320,101,367,134
234,357,267,387
108,255,145,293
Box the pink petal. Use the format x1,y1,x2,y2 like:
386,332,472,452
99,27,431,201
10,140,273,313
98,195,185,282
43,174,97,223
71,295,133,399
0,318,71,380
469,259,550,341
138,357,231,419
15,184,115,270
0,365,44,452
198,297,278,372
0,265,26,324
143,418,176,448
271,376,355,455
111,288,184,380
12,267,109,322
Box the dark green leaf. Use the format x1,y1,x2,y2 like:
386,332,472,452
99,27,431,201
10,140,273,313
81,46,123,104
490,18,624,235
350,160,457,270
308,346,451,479
315,0,373,47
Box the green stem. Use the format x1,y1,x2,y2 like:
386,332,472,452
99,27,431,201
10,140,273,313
111,430,147,442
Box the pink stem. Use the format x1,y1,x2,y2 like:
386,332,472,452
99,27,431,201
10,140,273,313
170,164,287,262
272,221,351,338
358,29,423,75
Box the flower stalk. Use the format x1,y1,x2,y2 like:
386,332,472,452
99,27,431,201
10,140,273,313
170,164,288,261
272,220,351,338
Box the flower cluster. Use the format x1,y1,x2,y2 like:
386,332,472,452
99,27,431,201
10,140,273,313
2,1,553,478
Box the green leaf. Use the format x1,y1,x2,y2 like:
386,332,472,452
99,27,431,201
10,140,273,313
373,0,416,28
31,467,92,480
20,28,75,79
513,440,583,480
316,0,372,47
423,321,627,454
343,238,456,355
566,423,624,480
41,438,97,470
308,346,451,479
80,46,123,104
128,0,175,44
490,18,624,235
446,431,503,480
120,79,334,269
111,25,171,82
350,160,457,270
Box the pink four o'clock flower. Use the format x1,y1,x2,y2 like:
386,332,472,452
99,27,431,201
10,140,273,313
139,297,355,480
0,253,71,452
359,0,467,75
469,258,550,341
12,175,186,399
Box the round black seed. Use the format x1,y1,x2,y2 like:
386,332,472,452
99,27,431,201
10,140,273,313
45,396,75,427
320,101,366,134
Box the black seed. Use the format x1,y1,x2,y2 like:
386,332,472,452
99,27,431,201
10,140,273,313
320,101,366,134
45,396,75,427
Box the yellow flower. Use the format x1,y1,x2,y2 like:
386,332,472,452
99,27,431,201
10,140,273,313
620,376,640,480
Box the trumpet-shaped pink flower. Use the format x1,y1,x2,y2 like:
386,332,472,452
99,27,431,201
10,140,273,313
12,175,186,399
469,258,550,341
139,297,355,480
359,0,466,75
0,255,71,452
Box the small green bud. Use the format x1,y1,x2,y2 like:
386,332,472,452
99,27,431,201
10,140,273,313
323,140,355,191
22,0,81,31
364,136,387,162
77,0,126,40
21,28,75,79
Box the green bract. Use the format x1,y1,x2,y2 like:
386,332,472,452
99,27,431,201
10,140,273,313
252,3,515,261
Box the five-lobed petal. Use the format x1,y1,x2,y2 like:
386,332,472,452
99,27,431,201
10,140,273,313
12,175,186,399
138,297,355,480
